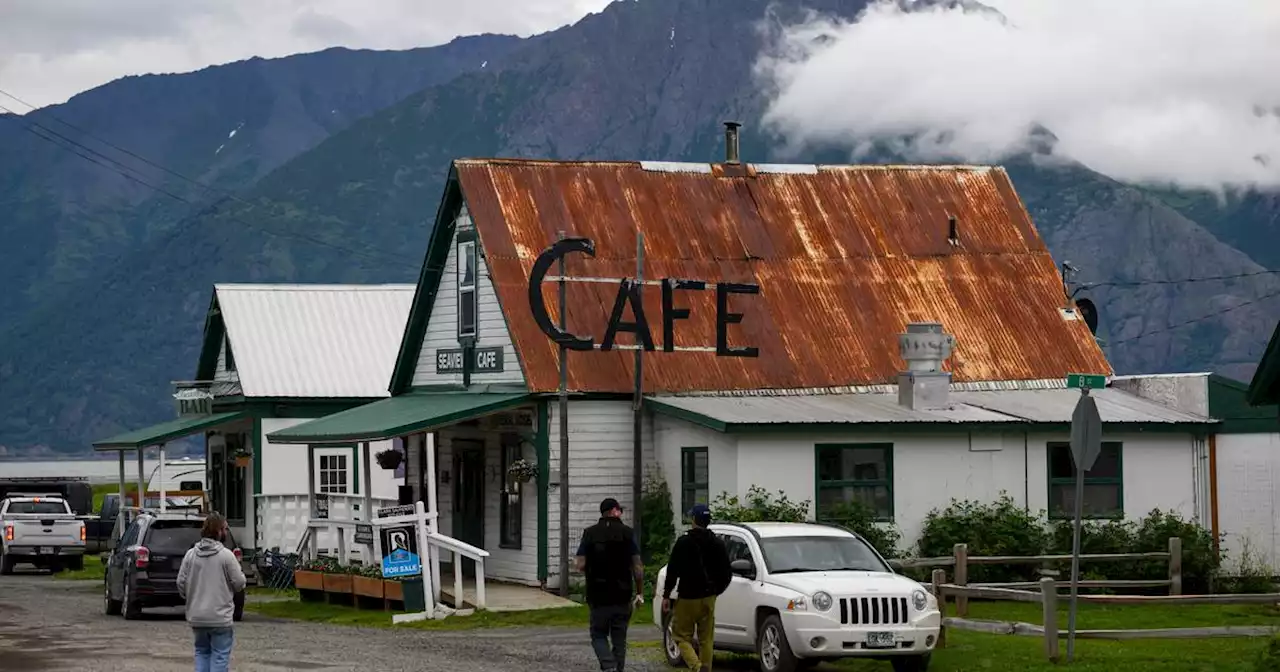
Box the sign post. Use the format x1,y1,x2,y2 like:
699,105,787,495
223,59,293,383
376,501,437,623
1065,373,1104,661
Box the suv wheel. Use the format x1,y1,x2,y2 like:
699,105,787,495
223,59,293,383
661,611,699,667
891,654,932,672
757,614,799,672
104,581,122,616
122,580,141,620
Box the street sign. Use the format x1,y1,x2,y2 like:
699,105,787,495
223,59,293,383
1065,388,1103,662
1066,373,1106,390
1069,394,1103,471
379,525,421,578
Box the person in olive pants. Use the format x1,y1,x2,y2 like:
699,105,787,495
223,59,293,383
662,504,731,671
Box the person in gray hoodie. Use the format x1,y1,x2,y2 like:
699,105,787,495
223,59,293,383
177,513,246,672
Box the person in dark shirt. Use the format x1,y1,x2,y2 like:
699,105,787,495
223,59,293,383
662,504,731,672
576,498,644,672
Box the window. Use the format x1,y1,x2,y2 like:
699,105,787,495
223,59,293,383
319,453,350,494
815,444,894,521
719,533,755,578
758,535,890,574
499,435,523,549
681,447,709,516
1048,441,1123,518
457,237,478,339
224,337,236,372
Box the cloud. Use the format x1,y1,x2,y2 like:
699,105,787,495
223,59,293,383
756,0,1280,191
0,0,612,110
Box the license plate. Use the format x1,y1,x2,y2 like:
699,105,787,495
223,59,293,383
40,547,54,554
866,632,895,649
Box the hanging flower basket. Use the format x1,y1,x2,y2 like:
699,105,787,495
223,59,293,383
375,449,403,471
506,458,539,484
230,449,252,468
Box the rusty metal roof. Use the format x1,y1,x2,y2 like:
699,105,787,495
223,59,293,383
455,159,1112,394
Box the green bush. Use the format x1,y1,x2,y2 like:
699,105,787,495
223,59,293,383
639,473,676,566
1220,536,1276,595
917,495,1050,584
1129,509,1220,594
821,500,902,559
710,486,809,523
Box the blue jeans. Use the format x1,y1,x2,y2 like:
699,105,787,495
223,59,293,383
193,627,234,672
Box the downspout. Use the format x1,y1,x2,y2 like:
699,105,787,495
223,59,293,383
1209,434,1220,554
1023,432,1030,510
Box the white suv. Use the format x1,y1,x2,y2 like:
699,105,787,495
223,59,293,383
652,522,940,672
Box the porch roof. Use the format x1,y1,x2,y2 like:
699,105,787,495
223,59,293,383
264,391,532,444
646,387,1217,433
93,411,248,451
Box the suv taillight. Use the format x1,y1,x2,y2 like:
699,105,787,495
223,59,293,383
232,548,242,561
80,525,86,542
3,525,11,541
135,546,150,569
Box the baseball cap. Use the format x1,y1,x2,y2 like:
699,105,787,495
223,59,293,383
600,497,623,514
688,504,712,525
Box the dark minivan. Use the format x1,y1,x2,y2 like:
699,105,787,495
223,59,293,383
104,512,244,620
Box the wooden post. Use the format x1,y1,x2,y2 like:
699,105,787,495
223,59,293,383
1041,577,1059,662
954,543,969,617
1168,536,1183,596
931,568,947,648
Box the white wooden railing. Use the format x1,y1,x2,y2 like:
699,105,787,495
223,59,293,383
255,493,396,562
425,530,491,610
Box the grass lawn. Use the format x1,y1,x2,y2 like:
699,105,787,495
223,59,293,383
52,558,106,581
250,595,1280,669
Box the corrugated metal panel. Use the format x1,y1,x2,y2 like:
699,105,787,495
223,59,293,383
215,284,416,398
650,388,1214,427
649,393,1018,425
953,389,1214,424
456,159,1113,395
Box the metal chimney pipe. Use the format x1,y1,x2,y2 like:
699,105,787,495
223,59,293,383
724,121,742,164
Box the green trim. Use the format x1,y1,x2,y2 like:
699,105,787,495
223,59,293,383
94,412,248,450
813,443,895,522
265,392,533,444
537,400,549,581
680,447,709,516
390,167,464,396
646,398,729,432
195,294,224,381
252,416,262,496
1046,441,1124,520
1247,322,1280,407
1209,374,1279,434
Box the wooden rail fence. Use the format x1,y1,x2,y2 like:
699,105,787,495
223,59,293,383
891,537,1184,617
926,570,1280,661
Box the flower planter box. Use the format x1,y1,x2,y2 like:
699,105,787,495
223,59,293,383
383,579,404,602
323,573,353,594
352,575,384,600
293,570,325,592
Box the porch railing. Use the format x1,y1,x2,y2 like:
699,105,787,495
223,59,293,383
425,530,490,610
255,492,396,562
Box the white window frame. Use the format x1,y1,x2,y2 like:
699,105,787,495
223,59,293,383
316,449,352,495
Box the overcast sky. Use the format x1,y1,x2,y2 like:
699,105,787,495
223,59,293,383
758,0,1280,191
0,0,611,110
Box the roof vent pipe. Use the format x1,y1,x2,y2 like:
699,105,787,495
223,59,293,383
897,322,956,410
724,121,741,164
948,215,959,246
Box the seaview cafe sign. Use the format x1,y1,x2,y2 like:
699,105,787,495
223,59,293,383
527,236,759,357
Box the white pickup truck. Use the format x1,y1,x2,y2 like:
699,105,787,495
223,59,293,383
1,494,87,574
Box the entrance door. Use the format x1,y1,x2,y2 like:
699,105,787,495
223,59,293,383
451,441,485,573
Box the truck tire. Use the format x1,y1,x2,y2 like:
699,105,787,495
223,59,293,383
68,556,84,571
104,581,122,616
891,654,932,672
757,614,799,672
0,553,13,575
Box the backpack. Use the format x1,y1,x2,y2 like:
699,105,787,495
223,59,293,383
693,533,732,596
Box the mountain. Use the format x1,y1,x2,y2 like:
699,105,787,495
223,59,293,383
0,0,1276,454
0,33,522,335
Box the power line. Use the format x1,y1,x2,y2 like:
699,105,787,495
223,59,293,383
1081,269,1280,290
1112,287,1280,345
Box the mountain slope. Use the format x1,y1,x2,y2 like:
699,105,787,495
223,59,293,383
0,33,522,333
1,0,1276,454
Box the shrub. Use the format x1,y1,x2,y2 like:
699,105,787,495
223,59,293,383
1221,536,1276,594
639,472,676,566
1050,518,1140,580
1130,509,1220,594
1253,634,1280,672
917,494,1050,584
710,486,809,523
821,500,902,559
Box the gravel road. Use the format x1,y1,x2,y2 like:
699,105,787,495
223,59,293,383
0,572,669,672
